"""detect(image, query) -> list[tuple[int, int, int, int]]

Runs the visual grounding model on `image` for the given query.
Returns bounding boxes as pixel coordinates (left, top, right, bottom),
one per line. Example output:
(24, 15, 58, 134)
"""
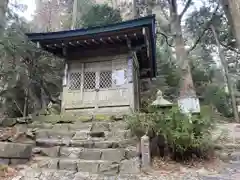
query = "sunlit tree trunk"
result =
(211, 25, 239, 122)
(132, 0, 138, 19)
(71, 0, 78, 29)
(145, 0, 153, 15)
(224, 0, 240, 49)
(0, 0, 8, 35)
(169, 0, 198, 112)
(0, 0, 8, 115)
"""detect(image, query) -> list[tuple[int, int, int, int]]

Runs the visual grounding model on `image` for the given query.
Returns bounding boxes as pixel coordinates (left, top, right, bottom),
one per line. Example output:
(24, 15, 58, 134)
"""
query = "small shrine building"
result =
(26, 15, 156, 114)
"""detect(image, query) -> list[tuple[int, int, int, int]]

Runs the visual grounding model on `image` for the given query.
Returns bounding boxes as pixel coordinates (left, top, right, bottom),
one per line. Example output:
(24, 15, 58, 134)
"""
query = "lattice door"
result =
(66, 58, 131, 109)
(97, 58, 130, 107)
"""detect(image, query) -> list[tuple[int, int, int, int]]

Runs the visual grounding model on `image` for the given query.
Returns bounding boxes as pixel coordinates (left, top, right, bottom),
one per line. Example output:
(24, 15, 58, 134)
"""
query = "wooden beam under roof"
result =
(84, 40, 91, 45)
(91, 39, 99, 44)
(107, 37, 114, 43)
(76, 40, 86, 47)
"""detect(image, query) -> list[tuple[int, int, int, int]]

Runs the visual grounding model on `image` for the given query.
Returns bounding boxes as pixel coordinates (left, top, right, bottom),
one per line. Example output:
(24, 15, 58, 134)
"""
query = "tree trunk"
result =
(132, 0, 138, 19)
(170, 1, 196, 100)
(0, 0, 8, 35)
(221, 0, 234, 34)
(225, 0, 240, 49)
(145, 0, 153, 15)
(211, 25, 240, 122)
(0, 0, 8, 113)
(71, 0, 78, 29)
(23, 87, 29, 117)
(0, 0, 8, 37)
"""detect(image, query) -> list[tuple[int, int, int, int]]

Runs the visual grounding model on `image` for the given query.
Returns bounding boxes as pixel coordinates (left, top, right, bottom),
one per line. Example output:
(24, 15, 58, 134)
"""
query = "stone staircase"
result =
(22, 118, 141, 179)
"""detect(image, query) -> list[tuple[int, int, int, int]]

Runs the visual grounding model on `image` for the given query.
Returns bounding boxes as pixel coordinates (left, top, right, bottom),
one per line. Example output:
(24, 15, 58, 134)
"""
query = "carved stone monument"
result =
(141, 134, 151, 170)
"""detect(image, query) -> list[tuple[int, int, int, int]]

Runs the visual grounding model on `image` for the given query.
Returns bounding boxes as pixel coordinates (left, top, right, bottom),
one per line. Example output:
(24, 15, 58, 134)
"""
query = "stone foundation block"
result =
(101, 149, 125, 162)
(69, 123, 92, 131)
(119, 158, 140, 174)
(10, 158, 29, 165)
(77, 160, 99, 173)
(0, 142, 32, 159)
(59, 159, 77, 171)
(98, 161, 119, 175)
(36, 158, 58, 169)
(80, 149, 101, 160)
(0, 158, 10, 165)
(35, 130, 49, 139)
(59, 147, 82, 158)
(38, 146, 60, 157)
(47, 130, 75, 139)
(125, 147, 138, 159)
(36, 138, 70, 147)
(70, 140, 94, 148)
(94, 141, 114, 148)
(72, 131, 89, 140)
(92, 122, 110, 132)
(52, 124, 69, 131)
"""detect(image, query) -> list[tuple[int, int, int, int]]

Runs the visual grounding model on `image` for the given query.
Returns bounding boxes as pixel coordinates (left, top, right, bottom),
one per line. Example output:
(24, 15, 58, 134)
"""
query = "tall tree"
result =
(156, 0, 200, 113)
(132, 0, 138, 18)
(81, 4, 122, 28)
(226, 0, 240, 50)
(211, 24, 239, 122)
(71, 0, 78, 29)
(34, 0, 62, 32)
(71, 0, 94, 29)
(0, 0, 8, 35)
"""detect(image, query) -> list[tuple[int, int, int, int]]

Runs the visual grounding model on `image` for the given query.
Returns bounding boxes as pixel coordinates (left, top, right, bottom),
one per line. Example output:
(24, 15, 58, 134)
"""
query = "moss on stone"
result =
(94, 114, 112, 121)
(75, 115, 93, 122)
(31, 113, 125, 125)
(0, 164, 8, 171)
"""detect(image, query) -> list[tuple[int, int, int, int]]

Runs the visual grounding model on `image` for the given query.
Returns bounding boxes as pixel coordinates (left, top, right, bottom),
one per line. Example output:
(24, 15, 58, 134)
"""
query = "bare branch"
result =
(159, 6, 170, 21)
(156, 31, 174, 47)
(187, 2, 220, 54)
(220, 42, 240, 54)
(170, 0, 178, 13)
(179, 0, 192, 19)
(13, 99, 24, 116)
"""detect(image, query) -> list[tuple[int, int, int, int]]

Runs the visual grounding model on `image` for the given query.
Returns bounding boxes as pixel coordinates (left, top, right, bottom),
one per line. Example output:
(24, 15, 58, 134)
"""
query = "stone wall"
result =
(0, 142, 32, 165)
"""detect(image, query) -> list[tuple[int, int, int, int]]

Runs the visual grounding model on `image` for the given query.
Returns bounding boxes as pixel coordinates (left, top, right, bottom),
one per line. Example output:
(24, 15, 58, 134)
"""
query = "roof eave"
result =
(26, 15, 155, 41)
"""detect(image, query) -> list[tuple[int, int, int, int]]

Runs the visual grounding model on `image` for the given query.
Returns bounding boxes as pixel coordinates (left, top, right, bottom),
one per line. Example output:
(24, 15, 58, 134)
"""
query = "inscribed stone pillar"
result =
(141, 134, 150, 169)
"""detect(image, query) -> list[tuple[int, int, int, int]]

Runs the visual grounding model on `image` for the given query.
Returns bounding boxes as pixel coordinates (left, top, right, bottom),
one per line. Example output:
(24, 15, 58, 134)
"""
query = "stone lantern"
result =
(151, 90, 173, 111)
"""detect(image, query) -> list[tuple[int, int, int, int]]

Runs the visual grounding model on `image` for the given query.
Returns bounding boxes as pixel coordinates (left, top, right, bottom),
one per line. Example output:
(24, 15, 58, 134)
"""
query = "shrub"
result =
(126, 106, 215, 161)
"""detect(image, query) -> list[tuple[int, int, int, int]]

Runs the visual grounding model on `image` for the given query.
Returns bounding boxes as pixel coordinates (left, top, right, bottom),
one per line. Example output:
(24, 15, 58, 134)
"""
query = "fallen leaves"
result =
(0, 165, 17, 179)
(151, 156, 225, 177)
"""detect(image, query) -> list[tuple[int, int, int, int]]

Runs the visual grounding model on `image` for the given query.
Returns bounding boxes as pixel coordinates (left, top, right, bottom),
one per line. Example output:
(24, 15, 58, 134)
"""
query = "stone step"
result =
(199, 175, 230, 180)
(36, 138, 134, 149)
(32, 156, 140, 175)
(35, 129, 131, 140)
(16, 168, 143, 180)
(229, 151, 240, 162)
(28, 121, 127, 132)
(33, 146, 138, 162)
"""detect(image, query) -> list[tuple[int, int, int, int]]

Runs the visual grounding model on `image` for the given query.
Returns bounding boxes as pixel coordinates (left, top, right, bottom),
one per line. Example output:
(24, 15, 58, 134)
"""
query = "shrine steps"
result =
(27, 119, 141, 176)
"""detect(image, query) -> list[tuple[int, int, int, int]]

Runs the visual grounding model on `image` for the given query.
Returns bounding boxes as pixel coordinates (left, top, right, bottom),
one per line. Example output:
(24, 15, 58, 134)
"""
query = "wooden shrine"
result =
(26, 15, 156, 114)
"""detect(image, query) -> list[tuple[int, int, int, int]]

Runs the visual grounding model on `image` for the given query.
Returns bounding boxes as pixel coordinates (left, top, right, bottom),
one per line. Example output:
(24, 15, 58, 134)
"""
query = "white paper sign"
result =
(128, 58, 133, 82)
(238, 105, 240, 112)
(178, 97, 200, 114)
(63, 64, 68, 86)
(112, 70, 125, 86)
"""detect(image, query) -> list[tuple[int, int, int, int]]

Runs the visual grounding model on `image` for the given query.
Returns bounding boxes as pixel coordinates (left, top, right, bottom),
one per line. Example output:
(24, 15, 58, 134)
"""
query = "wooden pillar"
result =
(61, 46, 68, 113)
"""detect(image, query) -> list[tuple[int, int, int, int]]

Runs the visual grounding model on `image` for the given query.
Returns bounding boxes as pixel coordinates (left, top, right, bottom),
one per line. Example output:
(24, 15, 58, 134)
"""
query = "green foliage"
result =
(81, 4, 122, 28)
(126, 107, 215, 160)
(0, 8, 63, 117)
(203, 85, 233, 117)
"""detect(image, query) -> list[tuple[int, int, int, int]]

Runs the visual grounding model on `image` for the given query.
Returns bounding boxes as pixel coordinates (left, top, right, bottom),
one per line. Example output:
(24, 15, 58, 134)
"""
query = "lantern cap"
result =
(151, 90, 173, 107)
